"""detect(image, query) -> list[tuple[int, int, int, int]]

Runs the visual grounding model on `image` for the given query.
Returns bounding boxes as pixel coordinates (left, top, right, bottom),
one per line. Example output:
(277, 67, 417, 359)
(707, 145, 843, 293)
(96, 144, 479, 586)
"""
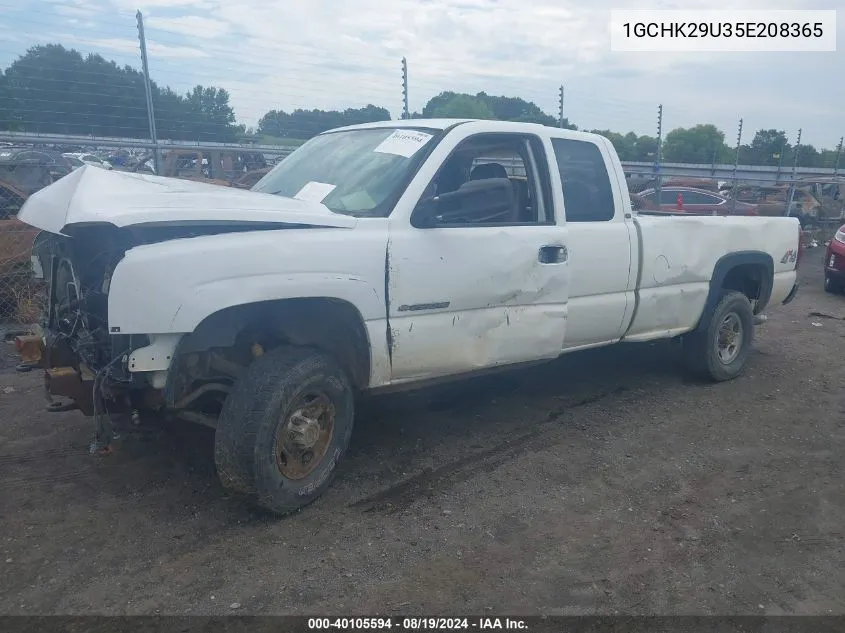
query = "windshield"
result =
(251, 127, 438, 216)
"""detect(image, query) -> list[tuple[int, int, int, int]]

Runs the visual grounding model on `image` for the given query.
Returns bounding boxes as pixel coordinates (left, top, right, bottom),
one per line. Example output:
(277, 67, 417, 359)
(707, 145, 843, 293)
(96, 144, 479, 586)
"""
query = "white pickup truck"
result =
(19, 119, 801, 515)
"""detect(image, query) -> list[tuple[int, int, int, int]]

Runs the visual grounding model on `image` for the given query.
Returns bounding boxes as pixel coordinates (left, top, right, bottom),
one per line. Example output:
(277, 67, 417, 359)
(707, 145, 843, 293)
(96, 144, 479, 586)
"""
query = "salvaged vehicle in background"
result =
(0, 147, 74, 199)
(18, 120, 801, 516)
(731, 183, 821, 223)
(129, 149, 269, 188)
(623, 175, 721, 195)
(633, 186, 759, 216)
(1, 149, 74, 259)
(0, 148, 73, 318)
(62, 153, 113, 171)
(824, 223, 845, 294)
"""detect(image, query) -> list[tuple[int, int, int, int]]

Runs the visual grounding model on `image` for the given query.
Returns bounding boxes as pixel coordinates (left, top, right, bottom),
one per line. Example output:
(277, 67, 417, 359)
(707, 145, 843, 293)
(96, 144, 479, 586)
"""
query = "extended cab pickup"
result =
(18, 119, 801, 515)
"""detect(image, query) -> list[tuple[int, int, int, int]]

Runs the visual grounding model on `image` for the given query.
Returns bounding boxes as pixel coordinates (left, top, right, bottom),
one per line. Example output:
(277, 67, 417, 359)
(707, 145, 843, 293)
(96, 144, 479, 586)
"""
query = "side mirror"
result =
(414, 178, 514, 227)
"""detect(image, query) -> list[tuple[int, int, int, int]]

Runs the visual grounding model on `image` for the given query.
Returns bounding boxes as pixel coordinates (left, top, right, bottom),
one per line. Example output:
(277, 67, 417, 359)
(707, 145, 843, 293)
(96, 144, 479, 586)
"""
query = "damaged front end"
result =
(26, 224, 256, 453)
(16, 166, 361, 453)
(28, 226, 152, 451)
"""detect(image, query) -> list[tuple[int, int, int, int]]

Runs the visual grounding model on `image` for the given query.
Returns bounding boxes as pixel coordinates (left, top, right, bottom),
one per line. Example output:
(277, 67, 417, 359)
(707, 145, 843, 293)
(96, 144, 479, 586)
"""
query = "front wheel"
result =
(682, 290, 754, 382)
(214, 346, 354, 516)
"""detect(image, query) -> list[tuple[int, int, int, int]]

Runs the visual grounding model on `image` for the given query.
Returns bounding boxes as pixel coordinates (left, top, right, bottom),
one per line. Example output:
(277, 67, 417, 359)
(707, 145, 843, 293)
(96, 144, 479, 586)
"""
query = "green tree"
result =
(0, 71, 12, 130)
(183, 85, 240, 141)
(662, 124, 731, 164)
(747, 129, 791, 166)
(256, 104, 390, 139)
(590, 130, 634, 160)
(428, 93, 496, 119)
(789, 143, 823, 168)
(819, 147, 843, 169)
(421, 91, 573, 128)
(475, 91, 575, 128)
(0, 44, 242, 141)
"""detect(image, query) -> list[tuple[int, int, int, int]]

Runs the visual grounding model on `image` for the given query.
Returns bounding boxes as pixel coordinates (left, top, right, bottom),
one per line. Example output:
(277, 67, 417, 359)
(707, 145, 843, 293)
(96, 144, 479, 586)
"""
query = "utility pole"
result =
(558, 85, 564, 128)
(730, 118, 743, 213)
(834, 136, 844, 175)
(785, 128, 801, 218)
(775, 140, 786, 183)
(401, 57, 409, 120)
(654, 104, 663, 206)
(136, 10, 159, 174)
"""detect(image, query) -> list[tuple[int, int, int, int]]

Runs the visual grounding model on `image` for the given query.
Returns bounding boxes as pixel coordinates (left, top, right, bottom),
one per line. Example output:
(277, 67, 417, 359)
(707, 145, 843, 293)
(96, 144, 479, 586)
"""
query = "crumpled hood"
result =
(18, 164, 357, 235)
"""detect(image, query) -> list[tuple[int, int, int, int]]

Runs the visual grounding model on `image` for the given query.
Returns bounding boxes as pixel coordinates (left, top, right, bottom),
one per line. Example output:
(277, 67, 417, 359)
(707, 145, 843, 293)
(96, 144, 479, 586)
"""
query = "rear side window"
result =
(551, 138, 616, 222)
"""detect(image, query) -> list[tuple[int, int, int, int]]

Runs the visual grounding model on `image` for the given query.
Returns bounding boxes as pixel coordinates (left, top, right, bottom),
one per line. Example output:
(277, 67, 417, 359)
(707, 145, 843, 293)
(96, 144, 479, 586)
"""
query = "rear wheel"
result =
(214, 346, 354, 516)
(682, 290, 754, 382)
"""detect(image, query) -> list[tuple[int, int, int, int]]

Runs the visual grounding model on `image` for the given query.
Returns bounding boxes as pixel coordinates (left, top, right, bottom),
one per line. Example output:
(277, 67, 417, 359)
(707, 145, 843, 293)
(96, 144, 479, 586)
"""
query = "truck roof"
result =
(329, 118, 608, 144)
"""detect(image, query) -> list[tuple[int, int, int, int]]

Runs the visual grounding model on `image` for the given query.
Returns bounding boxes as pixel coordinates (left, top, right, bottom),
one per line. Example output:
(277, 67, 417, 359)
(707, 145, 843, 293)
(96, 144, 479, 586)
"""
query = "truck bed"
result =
(622, 214, 800, 342)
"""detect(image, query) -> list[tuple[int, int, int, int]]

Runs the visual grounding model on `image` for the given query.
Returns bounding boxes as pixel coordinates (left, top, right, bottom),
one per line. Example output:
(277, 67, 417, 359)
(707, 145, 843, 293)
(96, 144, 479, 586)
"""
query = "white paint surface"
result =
(386, 224, 571, 382)
(561, 135, 635, 349)
(127, 334, 183, 372)
(18, 165, 354, 234)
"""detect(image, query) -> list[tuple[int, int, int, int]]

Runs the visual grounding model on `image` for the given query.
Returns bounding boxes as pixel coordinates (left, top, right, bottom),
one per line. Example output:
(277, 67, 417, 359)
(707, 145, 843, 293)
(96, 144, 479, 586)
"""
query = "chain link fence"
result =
(0, 149, 53, 327)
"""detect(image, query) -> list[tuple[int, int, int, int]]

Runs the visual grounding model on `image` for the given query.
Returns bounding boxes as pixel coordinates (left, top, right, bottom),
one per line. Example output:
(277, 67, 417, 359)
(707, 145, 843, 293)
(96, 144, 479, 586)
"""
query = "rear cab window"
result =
(550, 138, 617, 222)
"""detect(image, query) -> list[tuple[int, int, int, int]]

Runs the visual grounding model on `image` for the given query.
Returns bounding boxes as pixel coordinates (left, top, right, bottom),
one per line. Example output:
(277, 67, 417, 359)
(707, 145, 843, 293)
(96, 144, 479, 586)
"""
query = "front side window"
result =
(253, 127, 439, 217)
(411, 133, 552, 227)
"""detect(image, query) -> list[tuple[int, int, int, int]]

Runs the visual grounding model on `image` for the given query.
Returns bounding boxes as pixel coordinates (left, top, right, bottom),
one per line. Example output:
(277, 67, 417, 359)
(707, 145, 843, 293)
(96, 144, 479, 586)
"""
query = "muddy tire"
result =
(214, 346, 354, 516)
(682, 290, 754, 382)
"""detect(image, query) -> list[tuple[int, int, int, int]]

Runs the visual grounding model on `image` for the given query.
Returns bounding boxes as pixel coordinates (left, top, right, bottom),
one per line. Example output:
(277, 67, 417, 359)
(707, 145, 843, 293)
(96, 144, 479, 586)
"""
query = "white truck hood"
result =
(18, 164, 357, 235)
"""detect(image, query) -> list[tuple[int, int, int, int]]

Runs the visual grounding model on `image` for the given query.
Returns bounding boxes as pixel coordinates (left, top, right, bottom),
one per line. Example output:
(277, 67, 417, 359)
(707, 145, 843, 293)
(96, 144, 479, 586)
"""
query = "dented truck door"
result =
(385, 127, 571, 383)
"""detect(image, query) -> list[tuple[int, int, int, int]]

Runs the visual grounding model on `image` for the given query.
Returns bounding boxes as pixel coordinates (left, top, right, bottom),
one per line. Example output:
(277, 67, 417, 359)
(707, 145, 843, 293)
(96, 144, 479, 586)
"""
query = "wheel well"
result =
(171, 297, 371, 392)
(692, 252, 774, 334)
(722, 263, 767, 307)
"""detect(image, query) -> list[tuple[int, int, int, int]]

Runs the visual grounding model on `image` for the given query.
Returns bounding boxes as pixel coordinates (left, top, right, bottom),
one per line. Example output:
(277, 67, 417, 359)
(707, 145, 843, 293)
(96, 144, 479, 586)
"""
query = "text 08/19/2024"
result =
(609, 9, 837, 52)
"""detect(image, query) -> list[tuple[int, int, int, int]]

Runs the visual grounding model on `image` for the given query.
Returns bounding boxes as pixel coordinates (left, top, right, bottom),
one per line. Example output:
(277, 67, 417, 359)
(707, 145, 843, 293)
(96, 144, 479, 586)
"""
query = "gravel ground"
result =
(0, 249, 843, 616)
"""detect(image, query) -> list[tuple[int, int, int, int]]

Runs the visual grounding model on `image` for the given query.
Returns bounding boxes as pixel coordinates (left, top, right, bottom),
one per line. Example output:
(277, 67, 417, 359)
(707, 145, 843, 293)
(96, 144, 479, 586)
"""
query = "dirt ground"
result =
(0, 249, 843, 616)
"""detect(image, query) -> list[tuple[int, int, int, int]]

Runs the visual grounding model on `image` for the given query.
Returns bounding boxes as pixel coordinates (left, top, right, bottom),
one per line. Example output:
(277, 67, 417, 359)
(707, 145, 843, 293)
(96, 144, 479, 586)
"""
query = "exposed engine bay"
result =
(33, 228, 126, 373)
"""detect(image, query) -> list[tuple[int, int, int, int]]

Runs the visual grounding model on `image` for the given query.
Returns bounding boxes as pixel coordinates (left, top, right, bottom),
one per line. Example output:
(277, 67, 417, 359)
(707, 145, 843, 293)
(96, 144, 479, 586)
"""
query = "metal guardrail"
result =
(0, 131, 297, 156)
(480, 156, 841, 185)
(619, 161, 839, 183)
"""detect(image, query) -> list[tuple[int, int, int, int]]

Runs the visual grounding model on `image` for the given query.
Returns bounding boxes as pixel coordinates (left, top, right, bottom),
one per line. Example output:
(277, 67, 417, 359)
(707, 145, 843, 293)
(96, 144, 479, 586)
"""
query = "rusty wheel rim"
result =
(274, 392, 335, 480)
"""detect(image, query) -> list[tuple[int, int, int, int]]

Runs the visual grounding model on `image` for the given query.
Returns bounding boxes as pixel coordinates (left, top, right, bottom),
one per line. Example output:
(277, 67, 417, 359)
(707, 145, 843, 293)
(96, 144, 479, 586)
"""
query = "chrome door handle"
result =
(539, 245, 568, 264)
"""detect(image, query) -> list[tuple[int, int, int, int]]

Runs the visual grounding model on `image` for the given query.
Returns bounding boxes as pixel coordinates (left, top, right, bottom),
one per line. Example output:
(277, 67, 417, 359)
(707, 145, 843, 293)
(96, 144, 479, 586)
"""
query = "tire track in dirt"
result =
(0, 444, 91, 466)
(349, 385, 631, 513)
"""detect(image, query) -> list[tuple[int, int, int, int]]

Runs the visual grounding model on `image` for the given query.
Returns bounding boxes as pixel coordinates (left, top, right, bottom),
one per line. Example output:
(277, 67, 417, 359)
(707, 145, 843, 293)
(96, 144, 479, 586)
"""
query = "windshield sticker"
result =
(294, 181, 337, 203)
(373, 130, 434, 158)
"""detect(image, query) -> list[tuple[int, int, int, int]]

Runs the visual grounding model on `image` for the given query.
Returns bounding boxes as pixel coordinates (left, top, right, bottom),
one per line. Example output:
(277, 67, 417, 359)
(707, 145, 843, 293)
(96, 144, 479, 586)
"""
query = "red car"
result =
(633, 186, 759, 216)
(824, 224, 845, 293)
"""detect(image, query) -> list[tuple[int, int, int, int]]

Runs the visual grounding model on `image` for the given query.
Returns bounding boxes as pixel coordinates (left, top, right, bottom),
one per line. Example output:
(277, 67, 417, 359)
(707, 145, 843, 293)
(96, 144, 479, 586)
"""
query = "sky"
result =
(0, 0, 842, 149)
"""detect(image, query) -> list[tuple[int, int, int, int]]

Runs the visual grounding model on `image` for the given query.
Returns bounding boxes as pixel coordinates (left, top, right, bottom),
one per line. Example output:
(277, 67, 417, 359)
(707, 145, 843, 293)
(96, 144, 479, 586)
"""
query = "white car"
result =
(21, 120, 801, 515)
(62, 152, 113, 170)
